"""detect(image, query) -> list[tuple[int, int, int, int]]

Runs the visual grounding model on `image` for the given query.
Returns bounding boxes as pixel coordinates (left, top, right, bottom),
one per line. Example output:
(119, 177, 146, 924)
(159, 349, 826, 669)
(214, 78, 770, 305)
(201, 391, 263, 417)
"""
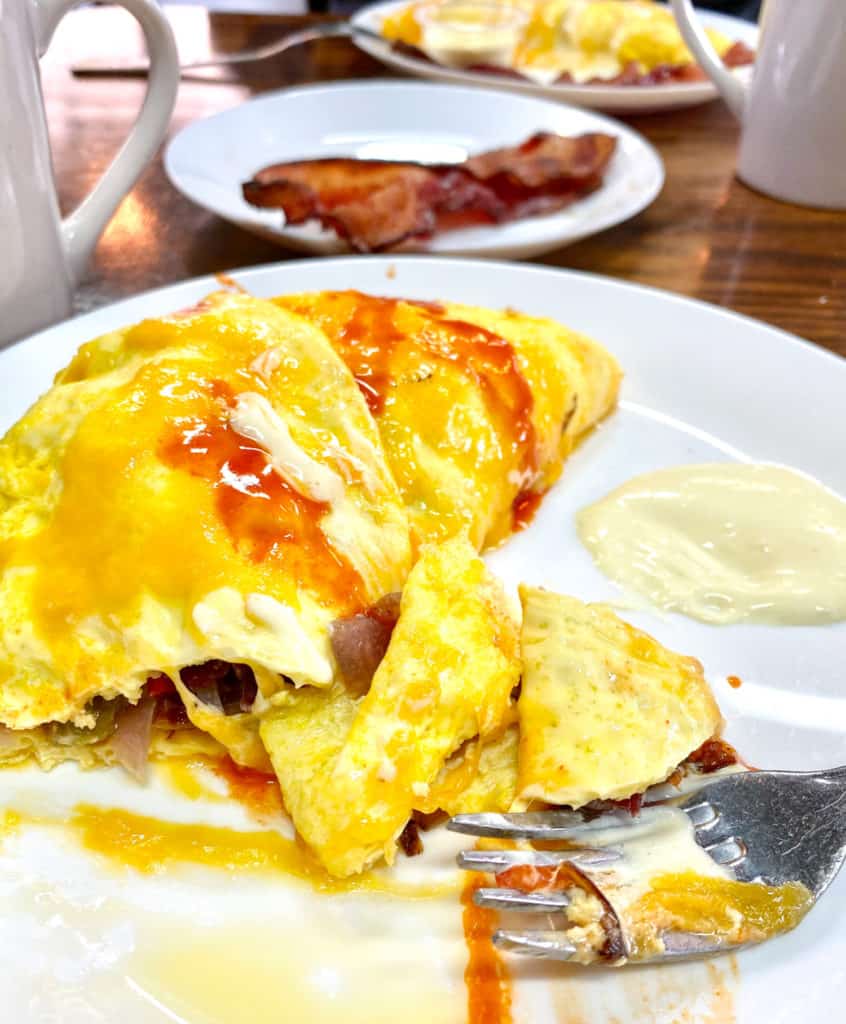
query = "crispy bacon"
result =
(242, 132, 617, 253)
(330, 592, 402, 697)
(686, 737, 740, 774)
(398, 819, 424, 858)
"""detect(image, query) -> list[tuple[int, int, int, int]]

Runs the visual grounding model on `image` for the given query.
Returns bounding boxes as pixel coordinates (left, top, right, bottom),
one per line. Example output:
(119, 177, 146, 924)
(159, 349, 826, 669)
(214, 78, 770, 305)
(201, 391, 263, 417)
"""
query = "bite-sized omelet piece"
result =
(274, 291, 620, 551)
(0, 292, 411, 745)
(517, 587, 722, 807)
(261, 535, 520, 876)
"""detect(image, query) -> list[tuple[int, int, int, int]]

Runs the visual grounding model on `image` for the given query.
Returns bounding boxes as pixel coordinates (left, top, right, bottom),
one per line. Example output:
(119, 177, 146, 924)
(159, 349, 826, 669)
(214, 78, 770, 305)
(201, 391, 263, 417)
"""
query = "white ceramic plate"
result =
(351, 2, 758, 113)
(165, 80, 664, 260)
(2, 258, 845, 1024)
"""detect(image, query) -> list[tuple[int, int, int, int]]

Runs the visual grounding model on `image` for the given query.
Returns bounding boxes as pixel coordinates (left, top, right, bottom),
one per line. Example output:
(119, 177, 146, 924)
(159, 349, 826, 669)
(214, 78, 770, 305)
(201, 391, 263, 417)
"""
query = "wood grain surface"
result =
(40, 6, 845, 354)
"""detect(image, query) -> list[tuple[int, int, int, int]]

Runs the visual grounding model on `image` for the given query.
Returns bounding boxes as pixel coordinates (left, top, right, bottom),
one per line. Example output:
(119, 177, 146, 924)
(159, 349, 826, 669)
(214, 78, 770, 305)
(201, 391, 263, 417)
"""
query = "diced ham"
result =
(329, 592, 402, 697)
(242, 132, 616, 253)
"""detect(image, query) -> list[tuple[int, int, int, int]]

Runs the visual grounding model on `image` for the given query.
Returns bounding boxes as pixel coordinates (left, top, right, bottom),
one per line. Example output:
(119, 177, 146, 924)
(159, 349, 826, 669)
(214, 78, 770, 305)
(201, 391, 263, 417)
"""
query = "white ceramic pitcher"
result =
(671, 0, 846, 209)
(0, 0, 179, 346)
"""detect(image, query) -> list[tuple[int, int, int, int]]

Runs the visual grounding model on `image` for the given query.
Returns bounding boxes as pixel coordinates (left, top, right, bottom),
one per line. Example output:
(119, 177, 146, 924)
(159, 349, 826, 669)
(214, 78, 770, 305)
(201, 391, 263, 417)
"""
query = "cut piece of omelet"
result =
(0, 291, 411, 756)
(274, 292, 621, 551)
(517, 586, 722, 807)
(260, 535, 520, 876)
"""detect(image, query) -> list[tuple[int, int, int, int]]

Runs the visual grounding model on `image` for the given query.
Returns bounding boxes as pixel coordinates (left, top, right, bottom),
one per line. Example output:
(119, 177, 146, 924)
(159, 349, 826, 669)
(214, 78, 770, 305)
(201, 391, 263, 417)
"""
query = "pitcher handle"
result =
(670, 0, 748, 119)
(30, 0, 179, 282)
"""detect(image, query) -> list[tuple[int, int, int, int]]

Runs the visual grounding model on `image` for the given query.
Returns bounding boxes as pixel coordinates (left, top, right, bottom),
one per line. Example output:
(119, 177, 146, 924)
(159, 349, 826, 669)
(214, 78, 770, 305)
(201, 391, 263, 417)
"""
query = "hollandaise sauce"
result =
(578, 463, 846, 625)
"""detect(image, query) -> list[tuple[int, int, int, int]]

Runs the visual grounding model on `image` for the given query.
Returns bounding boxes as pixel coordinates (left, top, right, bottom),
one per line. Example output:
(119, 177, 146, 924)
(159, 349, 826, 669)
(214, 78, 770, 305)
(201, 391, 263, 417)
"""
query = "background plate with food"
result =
(351, 0, 758, 112)
(1, 256, 844, 1023)
(165, 81, 663, 259)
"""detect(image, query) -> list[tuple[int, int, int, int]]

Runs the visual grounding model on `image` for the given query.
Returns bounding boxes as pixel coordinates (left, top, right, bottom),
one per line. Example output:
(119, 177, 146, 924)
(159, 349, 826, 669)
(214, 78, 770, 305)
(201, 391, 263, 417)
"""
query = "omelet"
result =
(416, 723, 520, 817)
(0, 292, 411, 763)
(260, 535, 520, 876)
(275, 292, 620, 550)
(383, 0, 738, 83)
(517, 587, 722, 806)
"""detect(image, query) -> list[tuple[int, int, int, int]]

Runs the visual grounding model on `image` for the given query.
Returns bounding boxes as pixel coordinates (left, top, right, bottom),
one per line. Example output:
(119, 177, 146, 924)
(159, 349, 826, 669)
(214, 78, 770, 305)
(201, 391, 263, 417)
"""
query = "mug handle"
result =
(30, 0, 179, 281)
(670, 0, 748, 118)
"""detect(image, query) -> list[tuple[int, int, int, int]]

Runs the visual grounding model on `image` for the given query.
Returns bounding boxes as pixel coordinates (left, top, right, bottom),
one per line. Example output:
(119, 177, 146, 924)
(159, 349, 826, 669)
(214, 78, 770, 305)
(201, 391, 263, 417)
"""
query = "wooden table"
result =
(42, 6, 845, 355)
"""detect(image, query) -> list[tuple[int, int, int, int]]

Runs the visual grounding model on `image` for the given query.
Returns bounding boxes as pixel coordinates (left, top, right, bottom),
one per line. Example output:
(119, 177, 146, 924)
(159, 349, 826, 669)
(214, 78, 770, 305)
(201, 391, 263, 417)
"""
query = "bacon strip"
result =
(242, 132, 617, 253)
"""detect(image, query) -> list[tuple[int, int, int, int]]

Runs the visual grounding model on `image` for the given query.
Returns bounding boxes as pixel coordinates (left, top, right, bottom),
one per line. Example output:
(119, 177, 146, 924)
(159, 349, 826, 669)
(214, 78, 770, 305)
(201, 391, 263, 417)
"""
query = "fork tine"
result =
(682, 801, 720, 828)
(449, 810, 589, 839)
(702, 837, 748, 866)
(493, 929, 581, 960)
(457, 847, 622, 874)
(448, 808, 647, 841)
(657, 931, 748, 962)
(495, 928, 747, 965)
(473, 887, 572, 911)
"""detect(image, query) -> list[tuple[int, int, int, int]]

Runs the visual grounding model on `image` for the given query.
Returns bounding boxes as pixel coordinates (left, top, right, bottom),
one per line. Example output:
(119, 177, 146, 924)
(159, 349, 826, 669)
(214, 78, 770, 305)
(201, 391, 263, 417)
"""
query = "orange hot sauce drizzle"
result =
(511, 490, 543, 531)
(213, 757, 284, 820)
(281, 291, 537, 478)
(727, 675, 743, 689)
(462, 876, 514, 1024)
(158, 379, 365, 609)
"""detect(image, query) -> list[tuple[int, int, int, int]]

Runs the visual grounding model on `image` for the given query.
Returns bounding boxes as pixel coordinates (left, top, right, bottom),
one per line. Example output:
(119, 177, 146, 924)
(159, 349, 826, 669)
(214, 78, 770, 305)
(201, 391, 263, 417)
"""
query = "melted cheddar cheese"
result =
(0, 292, 411, 733)
(276, 291, 620, 549)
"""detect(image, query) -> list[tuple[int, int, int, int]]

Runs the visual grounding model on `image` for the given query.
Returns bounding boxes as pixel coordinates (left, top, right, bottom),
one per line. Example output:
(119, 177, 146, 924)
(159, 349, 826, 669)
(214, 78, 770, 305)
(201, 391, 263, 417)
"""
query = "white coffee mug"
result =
(0, 0, 179, 346)
(671, 0, 846, 209)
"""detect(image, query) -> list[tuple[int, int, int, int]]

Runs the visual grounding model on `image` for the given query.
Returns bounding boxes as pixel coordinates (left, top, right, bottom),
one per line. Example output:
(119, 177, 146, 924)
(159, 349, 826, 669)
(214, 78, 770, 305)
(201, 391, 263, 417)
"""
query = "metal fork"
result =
(449, 766, 846, 965)
(71, 21, 385, 78)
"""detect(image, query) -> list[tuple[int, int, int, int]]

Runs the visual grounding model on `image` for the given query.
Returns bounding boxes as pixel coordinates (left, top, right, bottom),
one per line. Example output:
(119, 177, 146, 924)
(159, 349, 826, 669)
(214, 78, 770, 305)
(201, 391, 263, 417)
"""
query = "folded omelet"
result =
(261, 535, 520, 876)
(517, 587, 722, 806)
(0, 292, 411, 763)
(4, 286, 694, 886)
(275, 292, 621, 550)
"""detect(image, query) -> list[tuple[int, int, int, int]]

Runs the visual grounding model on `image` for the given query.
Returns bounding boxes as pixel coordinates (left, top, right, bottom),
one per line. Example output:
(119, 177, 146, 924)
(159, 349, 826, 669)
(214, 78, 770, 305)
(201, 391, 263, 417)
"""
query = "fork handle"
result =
(71, 20, 378, 78)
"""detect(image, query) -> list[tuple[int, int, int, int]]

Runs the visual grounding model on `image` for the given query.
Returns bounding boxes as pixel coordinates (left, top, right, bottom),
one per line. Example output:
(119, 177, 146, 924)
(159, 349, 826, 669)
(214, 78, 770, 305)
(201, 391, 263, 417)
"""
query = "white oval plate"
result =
(351, 1, 758, 113)
(2, 258, 845, 1024)
(165, 80, 664, 260)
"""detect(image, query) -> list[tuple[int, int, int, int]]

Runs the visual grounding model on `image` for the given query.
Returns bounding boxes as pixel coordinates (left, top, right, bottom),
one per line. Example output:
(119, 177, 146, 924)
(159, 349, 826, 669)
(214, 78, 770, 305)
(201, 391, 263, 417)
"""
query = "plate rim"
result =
(163, 78, 665, 258)
(5, 255, 844, 378)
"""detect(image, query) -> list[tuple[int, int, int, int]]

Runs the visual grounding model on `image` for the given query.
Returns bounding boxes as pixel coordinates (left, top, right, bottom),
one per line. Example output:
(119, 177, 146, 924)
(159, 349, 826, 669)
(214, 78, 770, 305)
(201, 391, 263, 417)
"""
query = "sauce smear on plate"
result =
(578, 463, 846, 625)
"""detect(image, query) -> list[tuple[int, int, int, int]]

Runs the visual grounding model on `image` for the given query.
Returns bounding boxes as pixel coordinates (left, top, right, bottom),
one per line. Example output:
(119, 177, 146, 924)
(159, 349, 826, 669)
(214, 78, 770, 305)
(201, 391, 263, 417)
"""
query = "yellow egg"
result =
(261, 535, 520, 877)
(0, 292, 412, 746)
(571, 3, 626, 54)
(517, 587, 723, 807)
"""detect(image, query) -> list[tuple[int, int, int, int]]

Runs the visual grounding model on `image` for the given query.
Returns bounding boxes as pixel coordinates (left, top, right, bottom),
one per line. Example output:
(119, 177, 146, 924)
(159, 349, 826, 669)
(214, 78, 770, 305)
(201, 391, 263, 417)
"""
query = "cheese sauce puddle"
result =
(578, 464, 846, 625)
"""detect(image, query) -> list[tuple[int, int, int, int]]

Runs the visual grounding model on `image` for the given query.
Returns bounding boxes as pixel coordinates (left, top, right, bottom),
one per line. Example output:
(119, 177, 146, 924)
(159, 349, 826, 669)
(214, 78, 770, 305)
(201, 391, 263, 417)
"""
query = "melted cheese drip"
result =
(70, 804, 456, 899)
(578, 464, 846, 625)
(627, 872, 812, 955)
